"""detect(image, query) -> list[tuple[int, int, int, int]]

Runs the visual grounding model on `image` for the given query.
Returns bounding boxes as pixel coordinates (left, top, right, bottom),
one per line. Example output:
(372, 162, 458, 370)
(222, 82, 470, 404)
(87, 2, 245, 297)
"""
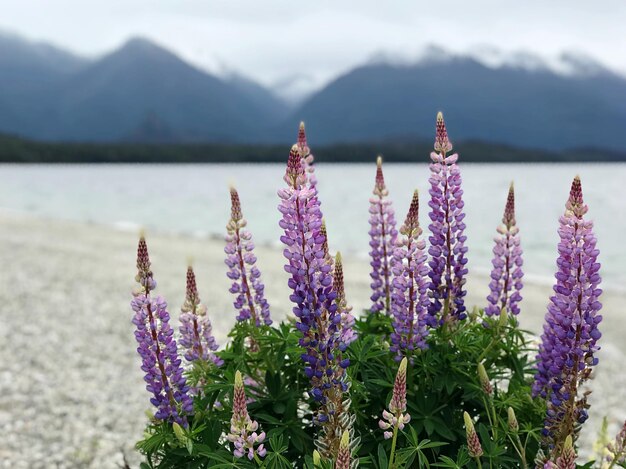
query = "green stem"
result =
(254, 453, 264, 467)
(515, 434, 527, 469)
(475, 456, 483, 469)
(388, 423, 400, 469)
(477, 338, 498, 363)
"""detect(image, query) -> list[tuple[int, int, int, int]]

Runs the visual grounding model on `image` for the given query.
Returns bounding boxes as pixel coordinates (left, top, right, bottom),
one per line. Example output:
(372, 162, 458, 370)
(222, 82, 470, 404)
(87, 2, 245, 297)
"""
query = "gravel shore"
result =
(0, 211, 624, 468)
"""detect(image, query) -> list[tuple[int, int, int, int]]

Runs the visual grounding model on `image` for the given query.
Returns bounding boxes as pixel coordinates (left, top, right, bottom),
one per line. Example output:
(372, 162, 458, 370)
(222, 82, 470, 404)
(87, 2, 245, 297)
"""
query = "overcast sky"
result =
(2, 0, 625, 92)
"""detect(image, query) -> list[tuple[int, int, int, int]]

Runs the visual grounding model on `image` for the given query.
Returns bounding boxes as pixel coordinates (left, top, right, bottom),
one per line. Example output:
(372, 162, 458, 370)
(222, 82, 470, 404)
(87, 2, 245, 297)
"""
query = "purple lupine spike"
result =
(379, 357, 411, 439)
(131, 236, 193, 427)
(227, 371, 267, 460)
(427, 112, 468, 327)
(533, 176, 603, 449)
(179, 266, 223, 366)
(278, 144, 349, 457)
(225, 186, 272, 326)
(369, 156, 398, 314)
(486, 183, 524, 317)
(390, 190, 430, 360)
(334, 252, 357, 348)
(297, 121, 317, 187)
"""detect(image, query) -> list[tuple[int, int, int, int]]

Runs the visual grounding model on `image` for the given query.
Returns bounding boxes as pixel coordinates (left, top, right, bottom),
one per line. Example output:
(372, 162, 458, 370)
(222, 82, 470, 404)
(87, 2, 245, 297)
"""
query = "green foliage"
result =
(135, 310, 546, 468)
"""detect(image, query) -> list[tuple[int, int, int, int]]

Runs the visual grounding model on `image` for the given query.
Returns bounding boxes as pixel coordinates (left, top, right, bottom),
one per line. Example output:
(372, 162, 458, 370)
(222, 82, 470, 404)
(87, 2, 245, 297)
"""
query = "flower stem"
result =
(388, 423, 399, 469)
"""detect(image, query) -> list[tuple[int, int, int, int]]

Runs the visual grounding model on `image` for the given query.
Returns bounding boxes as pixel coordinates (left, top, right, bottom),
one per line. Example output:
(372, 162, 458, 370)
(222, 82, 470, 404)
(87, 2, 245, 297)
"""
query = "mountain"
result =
(287, 54, 626, 151)
(0, 35, 286, 142)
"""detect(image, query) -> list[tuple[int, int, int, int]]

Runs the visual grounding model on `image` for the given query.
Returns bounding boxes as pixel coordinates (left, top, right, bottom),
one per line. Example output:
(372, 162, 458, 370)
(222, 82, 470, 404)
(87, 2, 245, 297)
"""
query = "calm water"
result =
(0, 163, 624, 290)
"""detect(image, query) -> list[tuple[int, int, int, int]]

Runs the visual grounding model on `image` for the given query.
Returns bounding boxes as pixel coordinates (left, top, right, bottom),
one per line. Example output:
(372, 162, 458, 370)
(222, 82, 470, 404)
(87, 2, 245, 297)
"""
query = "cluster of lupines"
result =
(390, 190, 430, 360)
(427, 112, 469, 327)
(533, 176, 603, 456)
(368, 156, 398, 314)
(179, 266, 223, 366)
(485, 183, 524, 317)
(131, 237, 193, 426)
(226, 371, 267, 460)
(225, 186, 272, 327)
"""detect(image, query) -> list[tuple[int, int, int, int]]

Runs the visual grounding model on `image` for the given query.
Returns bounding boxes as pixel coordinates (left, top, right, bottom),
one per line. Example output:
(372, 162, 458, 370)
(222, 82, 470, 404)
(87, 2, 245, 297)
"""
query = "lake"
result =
(0, 162, 624, 290)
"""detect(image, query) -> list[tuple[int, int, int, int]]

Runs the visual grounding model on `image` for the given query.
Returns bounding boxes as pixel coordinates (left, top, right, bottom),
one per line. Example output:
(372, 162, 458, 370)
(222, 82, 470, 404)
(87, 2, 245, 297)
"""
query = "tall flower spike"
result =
(131, 236, 192, 426)
(533, 176, 603, 450)
(379, 357, 411, 439)
(427, 112, 468, 327)
(464, 412, 484, 458)
(368, 155, 398, 314)
(227, 371, 267, 460)
(334, 431, 351, 469)
(179, 266, 223, 366)
(334, 252, 357, 348)
(225, 186, 272, 326)
(297, 121, 317, 187)
(486, 183, 524, 317)
(390, 190, 430, 360)
(278, 143, 349, 457)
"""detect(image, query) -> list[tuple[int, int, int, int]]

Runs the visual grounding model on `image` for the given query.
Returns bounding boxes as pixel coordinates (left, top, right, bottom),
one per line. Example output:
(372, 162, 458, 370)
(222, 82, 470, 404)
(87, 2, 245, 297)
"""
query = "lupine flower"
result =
(486, 183, 524, 317)
(225, 186, 272, 326)
(334, 431, 351, 469)
(334, 252, 357, 348)
(179, 266, 223, 366)
(554, 436, 576, 469)
(508, 407, 519, 432)
(533, 176, 602, 448)
(477, 362, 493, 397)
(278, 145, 348, 409)
(131, 236, 192, 426)
(297, 121, 317, 187)
(605, 421, 626, 467)
(390, 190, 429, 360)
(320, 219, 334, 268)
(368, 156, 398, 314)
(227, 370, 267, 460)
(427, 112, 468, 326)
(464, 412, 484, 458)
(379, 357, 411, 439)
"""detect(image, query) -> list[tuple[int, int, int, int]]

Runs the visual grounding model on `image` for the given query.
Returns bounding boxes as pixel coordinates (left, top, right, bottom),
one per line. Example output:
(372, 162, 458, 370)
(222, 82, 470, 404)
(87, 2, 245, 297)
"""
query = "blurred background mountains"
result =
(1, 30, 625, 161)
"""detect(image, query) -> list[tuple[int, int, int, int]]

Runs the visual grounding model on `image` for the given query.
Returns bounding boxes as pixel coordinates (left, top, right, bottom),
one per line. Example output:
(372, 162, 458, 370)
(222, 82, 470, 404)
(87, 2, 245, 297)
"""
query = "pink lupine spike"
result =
(379, 358, 411, 439)
(464, 412, 484, 458)
(225, 186, 272, 327)
(227, 371, 266, 460)
(334, 252, 357, 348)
(334, 431, 351, 469)
(503, 182, 516, 227)
(368, 156, 398, 314)
(434, 111, 453, 154)
(298, 121, 307, 149)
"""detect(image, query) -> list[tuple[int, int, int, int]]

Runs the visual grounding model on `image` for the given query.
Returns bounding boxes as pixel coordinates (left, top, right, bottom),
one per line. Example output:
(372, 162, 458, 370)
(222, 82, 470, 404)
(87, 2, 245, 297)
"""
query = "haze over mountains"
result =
(0, 31, 625, 151)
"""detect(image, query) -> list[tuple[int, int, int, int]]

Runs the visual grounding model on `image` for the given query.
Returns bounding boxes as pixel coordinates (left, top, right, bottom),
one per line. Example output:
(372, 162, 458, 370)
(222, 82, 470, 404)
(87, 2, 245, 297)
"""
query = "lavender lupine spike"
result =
(368, 156, 398, 314)
(427, 112, 468, 326)
(278, 144, 350, 458)
(334, 252, 357, 348)
(486, 183, 524, 317)
(227, 371, 267, 460)
(533, 176, 603, 450)
(131, 236, 193, 427)
(179, 266, 223, 366)
(225, 186, 272, 326)
(297, 121, 317, 187)
(379, 357, 411, 439)
(390, 190, 430, 360)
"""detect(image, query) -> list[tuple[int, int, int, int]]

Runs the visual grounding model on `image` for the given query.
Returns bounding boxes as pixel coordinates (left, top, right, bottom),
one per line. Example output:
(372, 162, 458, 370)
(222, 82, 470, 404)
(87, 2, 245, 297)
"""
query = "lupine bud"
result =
(606, 420, 626, 466)
(227, 371, 266, 460)
(508, 407, 519, 432)
(334, 431, 351, 469)
(369, 155, 398, 314)
(486, 183, 524, 317)
(297, 122, 317, 187)
(464, 412, 483, 458)
(554, 435, 576, 469)
(477, 363, 493, 397)
(131, 236, 192, 427)
(427, 112, 468, 327)
(390, 190, 429, 359)
(313, 449, 321, 467)
(225, 186, 272, 327)
(379, 358, 411, 437)
(179, 266, 223, 366)
(498, 307, 509, 328)
(533, 176, 603, 447)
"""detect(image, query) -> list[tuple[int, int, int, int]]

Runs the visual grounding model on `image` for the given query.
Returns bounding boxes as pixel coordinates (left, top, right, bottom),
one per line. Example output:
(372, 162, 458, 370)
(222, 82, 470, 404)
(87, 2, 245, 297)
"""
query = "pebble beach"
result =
(0, 210, 624, 468)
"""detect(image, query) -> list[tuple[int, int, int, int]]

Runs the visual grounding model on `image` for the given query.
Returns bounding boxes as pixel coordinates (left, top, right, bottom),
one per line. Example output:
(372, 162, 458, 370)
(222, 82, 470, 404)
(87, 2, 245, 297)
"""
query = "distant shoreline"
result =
(1, 133, 624, 163)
